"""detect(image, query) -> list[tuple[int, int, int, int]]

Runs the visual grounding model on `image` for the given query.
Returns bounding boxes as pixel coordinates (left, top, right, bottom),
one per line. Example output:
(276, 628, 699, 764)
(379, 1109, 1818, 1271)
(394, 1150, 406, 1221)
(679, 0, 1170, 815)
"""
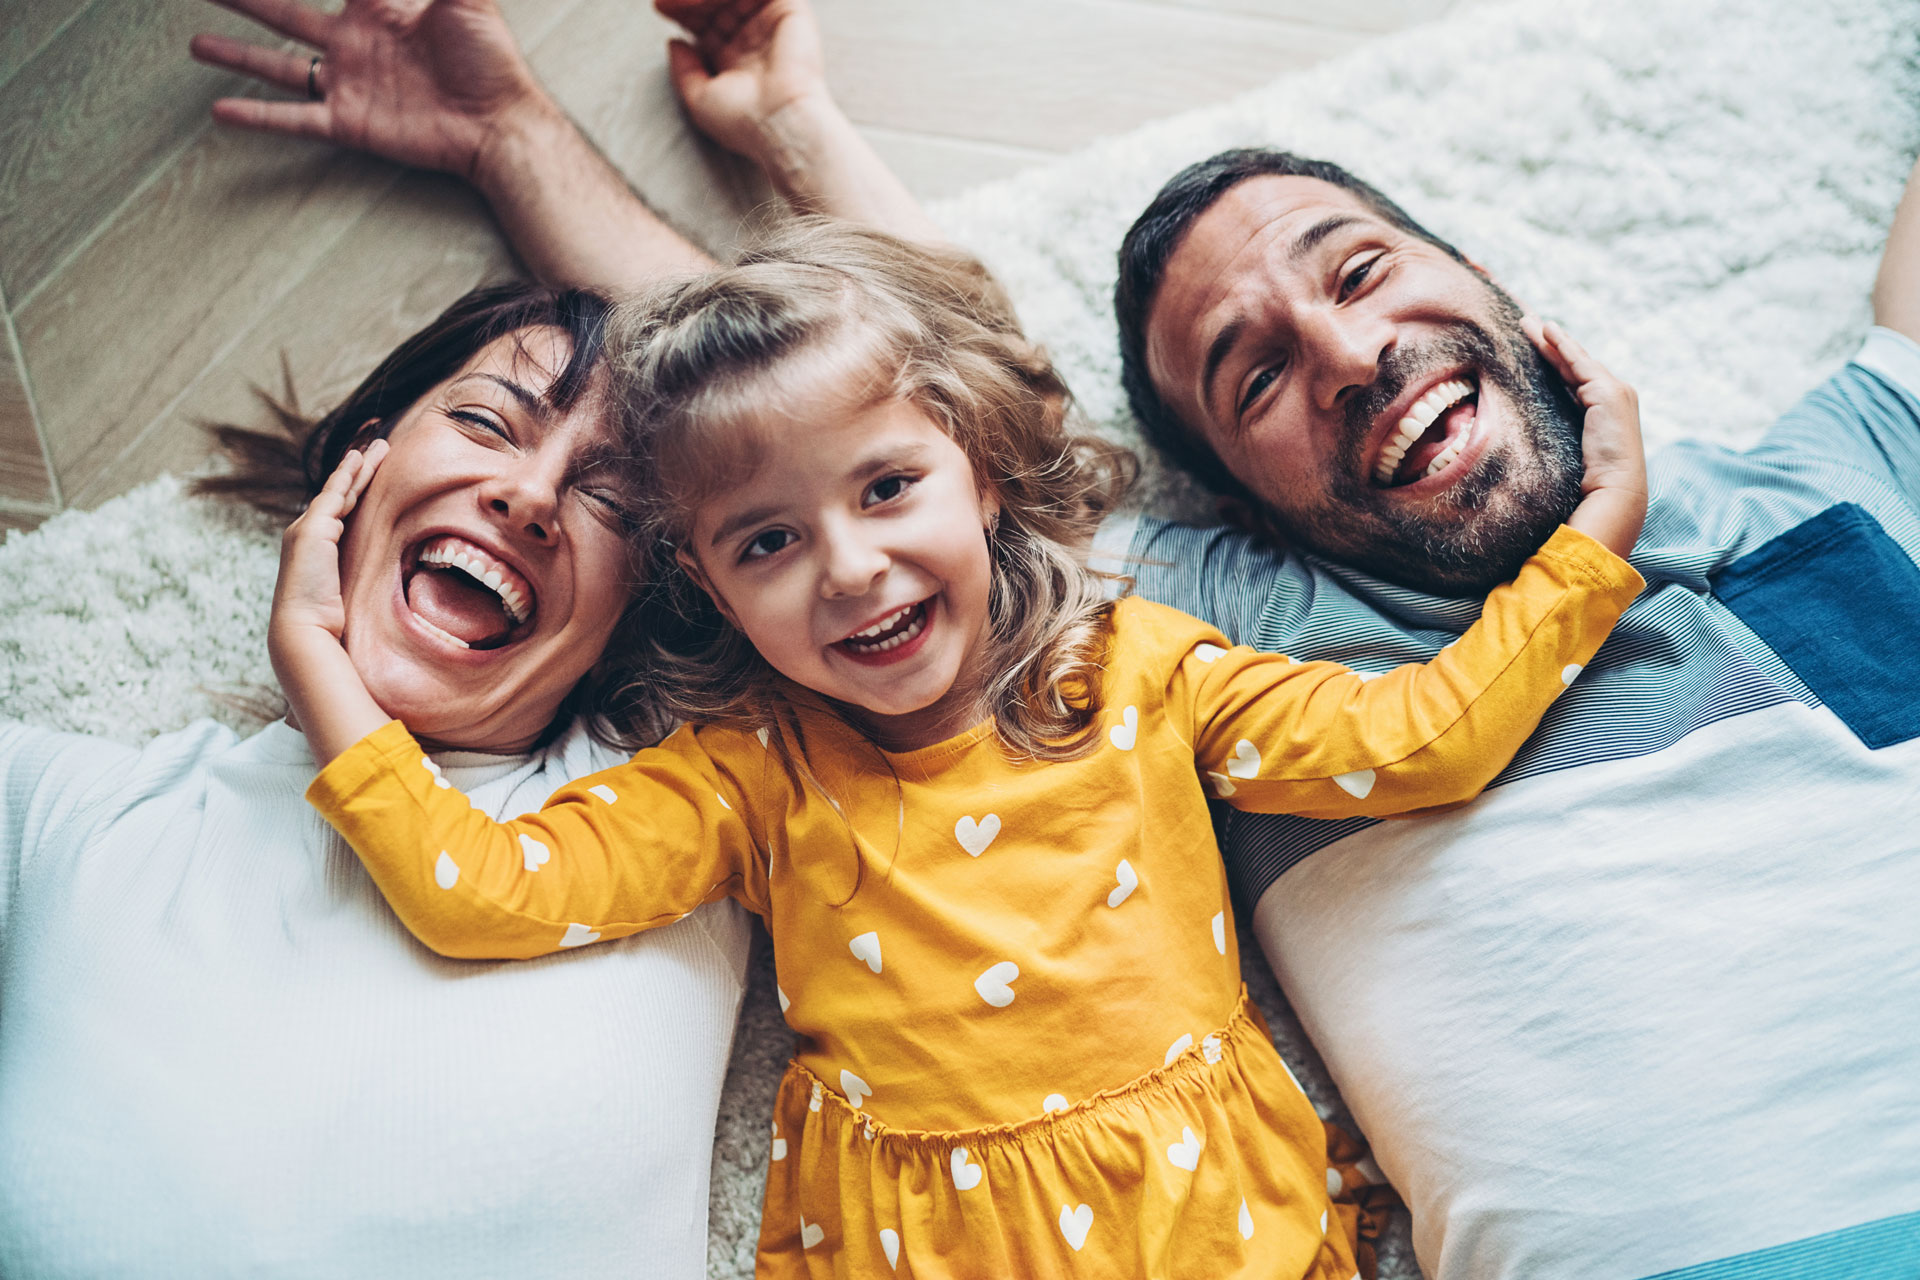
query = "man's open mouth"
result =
(402, 534, 538, 651)
(838, 599, 930, 654)
(1372, 375, 1479, 487)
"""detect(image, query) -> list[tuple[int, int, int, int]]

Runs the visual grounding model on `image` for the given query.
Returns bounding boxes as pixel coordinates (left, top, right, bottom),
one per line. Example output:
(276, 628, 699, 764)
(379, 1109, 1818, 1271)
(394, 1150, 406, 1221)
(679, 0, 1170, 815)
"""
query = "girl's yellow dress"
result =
(310, 525, 1640, 1279)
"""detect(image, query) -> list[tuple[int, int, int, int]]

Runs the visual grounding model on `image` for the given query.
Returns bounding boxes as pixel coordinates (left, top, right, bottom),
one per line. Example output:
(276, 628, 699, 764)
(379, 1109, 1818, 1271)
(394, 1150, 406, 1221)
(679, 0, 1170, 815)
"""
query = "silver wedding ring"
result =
(307, 55, 323, 101)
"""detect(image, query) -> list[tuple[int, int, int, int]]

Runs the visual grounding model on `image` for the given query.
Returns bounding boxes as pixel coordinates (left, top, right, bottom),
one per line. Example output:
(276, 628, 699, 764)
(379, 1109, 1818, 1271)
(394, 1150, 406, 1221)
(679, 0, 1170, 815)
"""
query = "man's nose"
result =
(819, 524, 889, 598)
(1301, 306, 1396, 413)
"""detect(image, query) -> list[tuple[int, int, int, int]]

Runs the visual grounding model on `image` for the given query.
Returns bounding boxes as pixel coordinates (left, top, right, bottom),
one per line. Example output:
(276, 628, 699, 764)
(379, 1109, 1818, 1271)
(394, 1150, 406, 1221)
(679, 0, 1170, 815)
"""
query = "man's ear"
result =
(675, 546, 742, 630)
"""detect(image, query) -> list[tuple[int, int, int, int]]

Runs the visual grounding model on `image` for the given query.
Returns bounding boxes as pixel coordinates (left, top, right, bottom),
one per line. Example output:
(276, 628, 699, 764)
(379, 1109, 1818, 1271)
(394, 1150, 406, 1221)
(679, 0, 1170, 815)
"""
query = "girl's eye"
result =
(742, 529, 794, 561)
(1239, 363, 1282, 416)
(865, 474, 915, 505)
(1338, 253, 1382, 301)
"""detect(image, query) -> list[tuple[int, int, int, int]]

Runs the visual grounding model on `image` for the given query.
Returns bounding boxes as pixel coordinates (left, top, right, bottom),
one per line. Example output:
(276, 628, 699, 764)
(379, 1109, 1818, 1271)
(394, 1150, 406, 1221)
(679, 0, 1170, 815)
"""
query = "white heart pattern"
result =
(1194, 642, 1226, 663)
(588, 784, 617, 804)
(434, 851, 459, 890)
(1332, 768, 1376, 799)
(1164, 1033, 1194, 1066)
(519, 833, 550, 871)
(1043, 1093, 1069, 1113)
(1211, 911, 1226, 955)
(1239, 1198, 1255, 1241)
(1058, 1202, 1093, 1251)
(849, 931, 883, 974)
(1561, 662, 1584, 686)
(800, 1218, 824, 1249)
(714, 791, 731, 810)
(950, 1147, 983, 1190)
(770, 1121, 787, 1161)
(879, 1227, 901, 1269)
(954, 813, 1001, 857)
(757, 727, 771, 748)
(974, 961, 1019, 1008)
(841, 1069, 872, 1109)
(558, 922, 600, 947)
(1201, 1033, 1223, 1065)
(809, 1082, 823, 1113)
(777, 985, 792, 1014)
(1109, 704, 1139, 750)
(1227, 739, 1261, 779)
(421, 757, 451, 789)
(1207, 771, 1237, 798)
(1107, 859, 1138, 908)
(1166, 1125, 1203, 1171)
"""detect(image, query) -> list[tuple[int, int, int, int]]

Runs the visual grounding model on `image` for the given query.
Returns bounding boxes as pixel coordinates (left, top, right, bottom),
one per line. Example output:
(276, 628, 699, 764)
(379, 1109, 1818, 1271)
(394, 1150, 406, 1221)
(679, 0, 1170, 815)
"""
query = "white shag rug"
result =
(3, 0, 1915, 1274)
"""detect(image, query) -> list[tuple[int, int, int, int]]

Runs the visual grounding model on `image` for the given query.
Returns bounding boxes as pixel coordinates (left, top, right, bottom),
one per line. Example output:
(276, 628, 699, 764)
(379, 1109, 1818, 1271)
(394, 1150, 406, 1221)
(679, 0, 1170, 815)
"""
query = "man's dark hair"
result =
(1114, 148, 1467, 497)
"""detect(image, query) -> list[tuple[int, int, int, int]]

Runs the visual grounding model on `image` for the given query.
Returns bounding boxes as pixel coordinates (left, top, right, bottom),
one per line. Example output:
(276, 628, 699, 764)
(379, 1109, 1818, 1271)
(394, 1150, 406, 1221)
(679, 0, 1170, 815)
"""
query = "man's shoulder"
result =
(1098, 511, 1306, 646)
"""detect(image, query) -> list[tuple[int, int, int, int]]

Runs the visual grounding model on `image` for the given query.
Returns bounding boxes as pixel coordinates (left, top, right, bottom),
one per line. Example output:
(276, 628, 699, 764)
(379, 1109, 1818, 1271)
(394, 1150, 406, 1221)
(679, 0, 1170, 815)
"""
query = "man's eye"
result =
(742, 529, 794, 561)
(1338, 255, 1380, 301)
(866, 474, 914, 505)
(1239, 364, 1282, 416)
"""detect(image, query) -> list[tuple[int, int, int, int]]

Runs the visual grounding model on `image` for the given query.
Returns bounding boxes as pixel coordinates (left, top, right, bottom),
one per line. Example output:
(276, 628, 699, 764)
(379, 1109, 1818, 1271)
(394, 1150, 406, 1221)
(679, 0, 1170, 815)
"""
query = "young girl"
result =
(273, 223, 1645, 1278)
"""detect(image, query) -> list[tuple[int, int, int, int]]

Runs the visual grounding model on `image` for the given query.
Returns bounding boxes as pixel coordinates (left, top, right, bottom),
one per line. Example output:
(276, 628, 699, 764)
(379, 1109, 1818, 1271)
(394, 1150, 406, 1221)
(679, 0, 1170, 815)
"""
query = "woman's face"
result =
(333, 327, 635, 753)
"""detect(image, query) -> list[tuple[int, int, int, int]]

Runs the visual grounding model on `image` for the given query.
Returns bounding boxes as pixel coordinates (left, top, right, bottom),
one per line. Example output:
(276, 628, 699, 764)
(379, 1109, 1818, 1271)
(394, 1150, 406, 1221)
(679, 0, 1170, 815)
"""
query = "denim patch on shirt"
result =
(1712, 502, 1920, 749)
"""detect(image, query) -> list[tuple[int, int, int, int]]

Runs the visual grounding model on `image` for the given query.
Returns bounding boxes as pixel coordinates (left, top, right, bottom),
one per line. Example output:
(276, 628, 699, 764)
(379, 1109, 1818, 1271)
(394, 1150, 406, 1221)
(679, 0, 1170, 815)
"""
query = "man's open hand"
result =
(191, 0, 546, 183)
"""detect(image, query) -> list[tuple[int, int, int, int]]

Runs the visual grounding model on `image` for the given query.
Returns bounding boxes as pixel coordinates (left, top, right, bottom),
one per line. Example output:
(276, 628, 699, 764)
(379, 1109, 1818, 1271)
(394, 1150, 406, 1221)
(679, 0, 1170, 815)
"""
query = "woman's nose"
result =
(483, 467, 562, 542)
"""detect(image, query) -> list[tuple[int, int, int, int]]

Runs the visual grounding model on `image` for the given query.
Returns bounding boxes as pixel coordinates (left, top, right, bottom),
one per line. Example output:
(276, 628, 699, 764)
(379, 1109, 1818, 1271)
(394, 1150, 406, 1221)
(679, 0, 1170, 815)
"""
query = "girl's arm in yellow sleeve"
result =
(1177, 524, 1644, 819)
(306, 720, 767, 959)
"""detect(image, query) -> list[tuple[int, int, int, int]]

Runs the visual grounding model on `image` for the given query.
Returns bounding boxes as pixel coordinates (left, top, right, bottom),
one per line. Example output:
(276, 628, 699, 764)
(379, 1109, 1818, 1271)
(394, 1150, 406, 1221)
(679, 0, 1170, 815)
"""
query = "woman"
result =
(0, 285, 751, 1277)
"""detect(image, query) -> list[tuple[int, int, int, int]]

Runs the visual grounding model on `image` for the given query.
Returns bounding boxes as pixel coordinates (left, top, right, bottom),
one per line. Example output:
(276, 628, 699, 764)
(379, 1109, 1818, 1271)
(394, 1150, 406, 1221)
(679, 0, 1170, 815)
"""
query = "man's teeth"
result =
(1373, 378, 1475, 485)
(851, 604, 914, 640)
(417, 539, 531, 625)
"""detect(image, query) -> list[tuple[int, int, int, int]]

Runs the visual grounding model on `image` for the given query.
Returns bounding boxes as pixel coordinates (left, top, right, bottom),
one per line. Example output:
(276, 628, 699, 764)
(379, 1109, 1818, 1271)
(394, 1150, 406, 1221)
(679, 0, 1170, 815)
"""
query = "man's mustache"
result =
(1341, 321, 1505, 453)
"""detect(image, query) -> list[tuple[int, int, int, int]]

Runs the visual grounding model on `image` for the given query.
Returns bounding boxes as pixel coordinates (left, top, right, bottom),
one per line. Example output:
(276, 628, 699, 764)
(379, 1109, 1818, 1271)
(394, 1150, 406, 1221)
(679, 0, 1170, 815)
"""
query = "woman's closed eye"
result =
(448, 407, 512, 442)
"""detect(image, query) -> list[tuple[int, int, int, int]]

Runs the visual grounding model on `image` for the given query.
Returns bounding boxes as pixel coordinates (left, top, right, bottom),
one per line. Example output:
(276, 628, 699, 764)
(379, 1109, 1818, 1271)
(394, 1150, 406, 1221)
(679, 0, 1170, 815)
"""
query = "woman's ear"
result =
(348, 418, 388, 450)
(675, 547, 742, 629)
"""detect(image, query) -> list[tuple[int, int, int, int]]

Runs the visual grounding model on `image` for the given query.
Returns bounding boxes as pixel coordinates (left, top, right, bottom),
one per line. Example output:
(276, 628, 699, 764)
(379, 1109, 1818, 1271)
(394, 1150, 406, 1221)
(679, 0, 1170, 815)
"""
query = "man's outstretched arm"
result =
(1873, 150, 1920, 345)
(193, 0, 714, 292)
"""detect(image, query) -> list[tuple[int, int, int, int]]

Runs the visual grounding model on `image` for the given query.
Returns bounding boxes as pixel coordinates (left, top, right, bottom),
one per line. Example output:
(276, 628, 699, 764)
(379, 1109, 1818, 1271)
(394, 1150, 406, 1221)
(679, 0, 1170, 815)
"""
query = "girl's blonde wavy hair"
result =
(612, 219, 1137, 761)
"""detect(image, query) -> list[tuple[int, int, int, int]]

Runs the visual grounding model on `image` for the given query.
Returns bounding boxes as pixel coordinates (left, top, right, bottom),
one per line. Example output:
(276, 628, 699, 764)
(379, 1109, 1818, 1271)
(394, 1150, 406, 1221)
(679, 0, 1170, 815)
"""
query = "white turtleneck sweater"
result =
(0, 715, 751, 1279)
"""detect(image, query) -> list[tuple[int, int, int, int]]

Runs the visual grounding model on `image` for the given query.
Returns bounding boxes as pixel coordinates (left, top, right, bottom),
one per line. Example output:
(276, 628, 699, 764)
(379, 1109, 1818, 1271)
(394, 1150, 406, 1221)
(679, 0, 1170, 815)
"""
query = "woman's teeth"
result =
(1373, 377, 1476, 486)
(416, 537, 533, 625)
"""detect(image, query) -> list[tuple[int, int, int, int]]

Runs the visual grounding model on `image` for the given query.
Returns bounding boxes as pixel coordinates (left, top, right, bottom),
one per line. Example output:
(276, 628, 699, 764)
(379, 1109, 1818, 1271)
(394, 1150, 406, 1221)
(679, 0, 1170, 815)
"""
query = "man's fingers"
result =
(210, 96, 333, 141)
(204, 0, 332, 46)
(190, 32, 312, 93)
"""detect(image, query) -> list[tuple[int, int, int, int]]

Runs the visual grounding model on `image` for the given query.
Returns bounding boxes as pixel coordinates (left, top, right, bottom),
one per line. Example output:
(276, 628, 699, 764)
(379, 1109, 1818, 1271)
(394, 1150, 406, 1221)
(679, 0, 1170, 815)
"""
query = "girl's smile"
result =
(683, 393, 998, 749)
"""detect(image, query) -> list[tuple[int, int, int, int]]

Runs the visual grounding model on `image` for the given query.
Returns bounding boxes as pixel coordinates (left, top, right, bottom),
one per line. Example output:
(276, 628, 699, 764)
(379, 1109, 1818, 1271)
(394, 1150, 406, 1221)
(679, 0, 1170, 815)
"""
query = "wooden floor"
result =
(0, 0, 1471, 534)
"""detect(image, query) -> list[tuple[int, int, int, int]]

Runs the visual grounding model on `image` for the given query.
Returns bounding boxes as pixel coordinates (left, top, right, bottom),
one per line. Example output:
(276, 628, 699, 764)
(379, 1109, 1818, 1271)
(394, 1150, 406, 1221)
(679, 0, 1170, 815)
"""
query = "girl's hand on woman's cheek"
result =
(270, 439, 388, 644)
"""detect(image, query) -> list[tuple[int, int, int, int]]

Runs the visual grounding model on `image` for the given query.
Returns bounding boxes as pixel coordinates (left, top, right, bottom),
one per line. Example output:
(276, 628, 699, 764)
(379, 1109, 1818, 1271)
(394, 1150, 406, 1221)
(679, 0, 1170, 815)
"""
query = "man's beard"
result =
(1272, 288, 1586, 596)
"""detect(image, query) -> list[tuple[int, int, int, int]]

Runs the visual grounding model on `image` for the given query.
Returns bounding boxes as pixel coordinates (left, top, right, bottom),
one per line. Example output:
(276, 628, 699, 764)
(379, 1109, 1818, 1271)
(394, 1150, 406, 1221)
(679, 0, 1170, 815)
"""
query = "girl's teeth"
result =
(852, 605, 913, 640)
(846, 606, 927, 652)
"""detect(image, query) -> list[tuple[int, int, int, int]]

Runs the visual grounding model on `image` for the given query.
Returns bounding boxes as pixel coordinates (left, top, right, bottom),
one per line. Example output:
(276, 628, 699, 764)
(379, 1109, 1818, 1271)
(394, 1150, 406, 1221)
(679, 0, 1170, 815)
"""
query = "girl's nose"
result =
(820, 528, 890, 597)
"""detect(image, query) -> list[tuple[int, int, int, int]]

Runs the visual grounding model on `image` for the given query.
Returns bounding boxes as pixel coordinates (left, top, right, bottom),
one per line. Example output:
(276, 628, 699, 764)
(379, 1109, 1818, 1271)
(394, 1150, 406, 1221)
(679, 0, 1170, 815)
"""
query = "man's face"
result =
(1143, 175, 1585, 594)
(334, 328, 635, 753)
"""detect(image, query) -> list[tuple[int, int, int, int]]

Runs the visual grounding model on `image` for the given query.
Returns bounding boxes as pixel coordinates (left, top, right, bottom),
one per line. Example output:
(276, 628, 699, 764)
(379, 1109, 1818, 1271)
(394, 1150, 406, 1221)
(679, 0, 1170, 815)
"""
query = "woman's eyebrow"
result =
(447, 372, 553, 418)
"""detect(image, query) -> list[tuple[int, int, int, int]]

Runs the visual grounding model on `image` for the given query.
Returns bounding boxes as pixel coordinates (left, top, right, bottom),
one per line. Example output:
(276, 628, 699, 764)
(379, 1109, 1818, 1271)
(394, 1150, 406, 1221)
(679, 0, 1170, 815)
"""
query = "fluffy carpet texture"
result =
(3, 0, 1915, 1273)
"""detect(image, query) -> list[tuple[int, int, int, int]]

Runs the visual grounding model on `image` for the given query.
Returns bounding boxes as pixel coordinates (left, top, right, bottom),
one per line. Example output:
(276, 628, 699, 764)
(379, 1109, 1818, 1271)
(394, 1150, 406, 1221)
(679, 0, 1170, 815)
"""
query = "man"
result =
(196, 2, 1919, 1276)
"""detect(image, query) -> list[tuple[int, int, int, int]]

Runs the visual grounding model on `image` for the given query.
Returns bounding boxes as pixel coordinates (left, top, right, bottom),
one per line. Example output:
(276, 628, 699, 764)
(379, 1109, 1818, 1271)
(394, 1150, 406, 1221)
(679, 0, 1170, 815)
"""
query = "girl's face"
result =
(682, 394, 999, 750)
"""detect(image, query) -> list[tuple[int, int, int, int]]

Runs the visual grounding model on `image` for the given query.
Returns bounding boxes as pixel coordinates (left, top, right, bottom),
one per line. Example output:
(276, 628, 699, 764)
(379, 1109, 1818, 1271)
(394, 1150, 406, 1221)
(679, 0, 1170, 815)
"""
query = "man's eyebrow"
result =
(447, 373, 553, 418)
(1201, 315, 1249, 426)
(1288, 213, 1365, 262)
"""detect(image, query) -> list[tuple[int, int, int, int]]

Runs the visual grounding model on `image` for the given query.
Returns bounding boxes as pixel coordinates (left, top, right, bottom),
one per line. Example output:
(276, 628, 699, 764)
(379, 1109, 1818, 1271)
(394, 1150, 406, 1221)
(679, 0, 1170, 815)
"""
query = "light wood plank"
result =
(860, 126, 1054, 203)
(815, 0, 1360, 152)
(0, 0, 273, 305)
(1121, 0, 1456, 35)
(0, 504, 54, 537)
(0, 295, 55, 506)
(0, 0, 95, 93)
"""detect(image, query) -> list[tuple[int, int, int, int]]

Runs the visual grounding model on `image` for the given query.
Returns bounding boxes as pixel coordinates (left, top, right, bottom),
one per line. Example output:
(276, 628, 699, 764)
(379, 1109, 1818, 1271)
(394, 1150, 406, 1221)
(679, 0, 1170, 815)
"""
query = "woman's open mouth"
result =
(401, 534, 538, 651)
(836, 598, 935, 664)
(1372, 376, 1480, 488)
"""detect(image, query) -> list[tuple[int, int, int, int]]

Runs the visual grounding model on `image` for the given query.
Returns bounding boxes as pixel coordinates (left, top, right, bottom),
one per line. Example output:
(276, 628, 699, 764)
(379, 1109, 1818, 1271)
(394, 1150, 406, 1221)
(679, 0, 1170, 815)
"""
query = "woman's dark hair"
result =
(1114, 147, 1467, 499)
(193, 281, 665, 750)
